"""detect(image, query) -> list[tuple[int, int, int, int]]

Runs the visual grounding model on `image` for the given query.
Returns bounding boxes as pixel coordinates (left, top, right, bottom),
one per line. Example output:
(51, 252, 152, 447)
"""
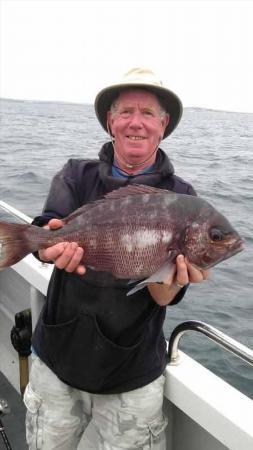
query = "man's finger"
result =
(48, 218, 64, 230)
(65, 247, 84, 273)
(75, 265, 86, 275)
(39, 242, 67, 262)
(55, 242, 78, 270)
(175, 255, 189, 287)
(185, 258, 209, 283)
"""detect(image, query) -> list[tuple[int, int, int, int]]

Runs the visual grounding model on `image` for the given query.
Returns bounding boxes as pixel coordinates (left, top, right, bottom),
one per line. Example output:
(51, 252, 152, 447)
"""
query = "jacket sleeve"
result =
(186, 183, 198, 197)
(32, 159, 80, 227)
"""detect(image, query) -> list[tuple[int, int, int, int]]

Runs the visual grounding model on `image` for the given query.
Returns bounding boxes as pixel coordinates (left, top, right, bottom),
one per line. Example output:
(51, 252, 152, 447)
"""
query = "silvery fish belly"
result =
(0, 185, 244, 286)
(84, 223, 173, 279)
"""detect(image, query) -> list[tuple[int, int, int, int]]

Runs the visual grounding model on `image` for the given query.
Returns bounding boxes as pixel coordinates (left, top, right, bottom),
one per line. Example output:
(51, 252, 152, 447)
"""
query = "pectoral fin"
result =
(127, 261, 176, 296)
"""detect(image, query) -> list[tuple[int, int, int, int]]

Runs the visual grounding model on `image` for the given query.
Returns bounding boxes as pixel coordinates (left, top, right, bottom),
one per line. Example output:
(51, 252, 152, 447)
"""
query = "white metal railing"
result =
(168, 320, 253, 366)
(0, 200, 32, 224)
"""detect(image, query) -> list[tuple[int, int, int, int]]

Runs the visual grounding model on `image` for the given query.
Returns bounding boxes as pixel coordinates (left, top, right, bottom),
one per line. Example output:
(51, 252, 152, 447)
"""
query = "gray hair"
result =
(110, 91, 167, 119)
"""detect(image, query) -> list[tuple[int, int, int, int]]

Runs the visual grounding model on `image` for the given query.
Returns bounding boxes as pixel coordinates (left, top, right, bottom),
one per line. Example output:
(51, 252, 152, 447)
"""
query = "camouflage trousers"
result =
(24, 356, 168, 449)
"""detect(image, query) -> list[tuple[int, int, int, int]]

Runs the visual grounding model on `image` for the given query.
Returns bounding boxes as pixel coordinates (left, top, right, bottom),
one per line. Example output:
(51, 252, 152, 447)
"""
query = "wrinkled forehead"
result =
(115, 88, 162, 109)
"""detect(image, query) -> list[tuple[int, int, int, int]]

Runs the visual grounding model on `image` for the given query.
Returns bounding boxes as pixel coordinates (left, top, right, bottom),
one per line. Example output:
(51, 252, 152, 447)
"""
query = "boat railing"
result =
(168, 320, 253, 366)
(0, 200, 32, 224)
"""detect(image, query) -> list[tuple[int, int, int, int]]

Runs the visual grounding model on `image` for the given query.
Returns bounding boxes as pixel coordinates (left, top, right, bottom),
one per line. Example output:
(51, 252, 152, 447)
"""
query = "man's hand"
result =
(38, 219, 86, 275)
(148, 254, 209, 306)
(174, 254, 209, 286)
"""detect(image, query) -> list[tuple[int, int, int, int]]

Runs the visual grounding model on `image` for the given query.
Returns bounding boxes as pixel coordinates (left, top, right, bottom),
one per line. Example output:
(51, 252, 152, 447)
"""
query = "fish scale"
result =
(82, 224, 168, 278)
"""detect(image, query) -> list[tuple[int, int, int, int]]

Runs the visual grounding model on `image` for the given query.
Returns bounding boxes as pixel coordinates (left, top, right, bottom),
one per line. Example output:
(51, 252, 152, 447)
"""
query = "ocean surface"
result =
(0, 98, 252, 398)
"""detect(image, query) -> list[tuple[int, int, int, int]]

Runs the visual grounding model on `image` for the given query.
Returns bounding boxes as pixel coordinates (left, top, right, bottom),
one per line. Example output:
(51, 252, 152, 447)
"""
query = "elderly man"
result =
(24, 68, 208, 450)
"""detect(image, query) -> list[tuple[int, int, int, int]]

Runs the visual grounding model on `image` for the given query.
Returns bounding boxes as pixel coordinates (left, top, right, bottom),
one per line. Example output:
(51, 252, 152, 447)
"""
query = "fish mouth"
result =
(212, 236, 244, 254)
(211, 237, 245, 268)
(218, 237, 245, 260)
(230, 237, 244, 254)
(195, 237, 245, 271)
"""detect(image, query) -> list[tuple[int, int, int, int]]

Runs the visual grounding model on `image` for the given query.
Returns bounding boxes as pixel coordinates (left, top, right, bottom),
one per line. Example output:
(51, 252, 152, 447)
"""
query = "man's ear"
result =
(106, 111, 114, 136)
(162, 113, 170, 130)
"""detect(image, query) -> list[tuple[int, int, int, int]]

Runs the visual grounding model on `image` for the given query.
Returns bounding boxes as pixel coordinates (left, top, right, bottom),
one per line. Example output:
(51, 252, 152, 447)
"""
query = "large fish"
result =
(0, 185, 243, 294)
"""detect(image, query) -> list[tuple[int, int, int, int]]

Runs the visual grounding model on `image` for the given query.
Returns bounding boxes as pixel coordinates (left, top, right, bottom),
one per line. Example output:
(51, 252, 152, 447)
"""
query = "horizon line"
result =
(0, 96, 252, 115)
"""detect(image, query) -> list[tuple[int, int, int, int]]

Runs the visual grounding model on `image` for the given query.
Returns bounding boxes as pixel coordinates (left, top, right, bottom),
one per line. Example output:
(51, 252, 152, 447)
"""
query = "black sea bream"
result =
(0, 185, 244, 293)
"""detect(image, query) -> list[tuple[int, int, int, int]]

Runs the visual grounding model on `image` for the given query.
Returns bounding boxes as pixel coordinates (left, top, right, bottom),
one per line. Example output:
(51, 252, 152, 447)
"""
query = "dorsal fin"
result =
(104, 184, 171, 200)
(63, 184, 172, 224)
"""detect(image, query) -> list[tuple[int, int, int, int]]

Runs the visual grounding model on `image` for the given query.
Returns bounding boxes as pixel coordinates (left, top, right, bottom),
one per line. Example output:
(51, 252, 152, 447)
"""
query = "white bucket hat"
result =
(94, 67, 183, 139)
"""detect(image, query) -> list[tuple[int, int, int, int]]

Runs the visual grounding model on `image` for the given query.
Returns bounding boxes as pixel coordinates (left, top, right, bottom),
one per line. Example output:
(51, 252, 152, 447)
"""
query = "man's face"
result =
(107, 90, 169, 172)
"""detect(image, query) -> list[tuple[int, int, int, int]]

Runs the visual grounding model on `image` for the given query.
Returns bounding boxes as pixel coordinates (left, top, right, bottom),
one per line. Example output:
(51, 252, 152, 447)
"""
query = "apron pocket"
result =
(38, 312, 145, 392)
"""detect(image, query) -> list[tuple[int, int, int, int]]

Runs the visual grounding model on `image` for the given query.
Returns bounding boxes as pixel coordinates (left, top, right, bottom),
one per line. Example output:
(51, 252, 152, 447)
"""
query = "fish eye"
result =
(210, 228, 224, 242)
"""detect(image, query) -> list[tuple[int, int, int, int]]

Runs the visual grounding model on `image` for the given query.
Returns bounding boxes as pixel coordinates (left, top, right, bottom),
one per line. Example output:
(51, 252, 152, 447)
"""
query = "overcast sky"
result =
(1, 0, 253, 113)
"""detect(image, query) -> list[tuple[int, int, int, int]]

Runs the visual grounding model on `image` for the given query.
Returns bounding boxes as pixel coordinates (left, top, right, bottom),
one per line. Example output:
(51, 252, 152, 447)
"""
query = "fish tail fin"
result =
(0, 221, 43, 269)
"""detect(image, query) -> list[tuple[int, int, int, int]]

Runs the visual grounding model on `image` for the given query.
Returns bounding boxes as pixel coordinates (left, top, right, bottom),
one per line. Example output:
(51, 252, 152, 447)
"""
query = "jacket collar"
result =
(98, 142, 174, 190)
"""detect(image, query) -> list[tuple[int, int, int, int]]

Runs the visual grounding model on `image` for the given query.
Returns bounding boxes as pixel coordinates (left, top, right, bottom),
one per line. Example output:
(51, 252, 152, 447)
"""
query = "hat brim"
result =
(94, 83, 183, 139)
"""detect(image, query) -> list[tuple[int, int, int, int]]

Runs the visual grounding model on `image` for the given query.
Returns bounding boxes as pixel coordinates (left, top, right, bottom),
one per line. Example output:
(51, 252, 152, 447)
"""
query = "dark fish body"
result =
(0, 185, 243, 280)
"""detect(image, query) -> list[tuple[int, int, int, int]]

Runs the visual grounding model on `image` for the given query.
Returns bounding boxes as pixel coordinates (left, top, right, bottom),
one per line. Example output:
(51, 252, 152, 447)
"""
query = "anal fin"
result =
(127, 261, 176, 296)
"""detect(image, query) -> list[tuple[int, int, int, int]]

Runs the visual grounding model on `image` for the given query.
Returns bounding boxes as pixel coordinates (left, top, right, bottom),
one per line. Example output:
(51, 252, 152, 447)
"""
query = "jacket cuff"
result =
(31, 216, 52, 263)
(169, 284, 189, 306)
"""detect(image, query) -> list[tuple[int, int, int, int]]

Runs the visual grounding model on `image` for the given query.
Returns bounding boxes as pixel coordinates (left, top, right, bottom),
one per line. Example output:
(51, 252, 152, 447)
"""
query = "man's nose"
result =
(129, 111, 143, 128)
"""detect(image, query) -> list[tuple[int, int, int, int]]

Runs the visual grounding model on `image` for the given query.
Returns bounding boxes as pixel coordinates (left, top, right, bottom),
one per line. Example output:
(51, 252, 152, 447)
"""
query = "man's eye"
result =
(120, 110, 131, 116)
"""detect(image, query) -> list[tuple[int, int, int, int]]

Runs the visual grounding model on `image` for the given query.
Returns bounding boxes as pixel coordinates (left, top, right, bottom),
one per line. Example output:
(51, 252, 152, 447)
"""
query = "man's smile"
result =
(127, 135, 146, 140)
